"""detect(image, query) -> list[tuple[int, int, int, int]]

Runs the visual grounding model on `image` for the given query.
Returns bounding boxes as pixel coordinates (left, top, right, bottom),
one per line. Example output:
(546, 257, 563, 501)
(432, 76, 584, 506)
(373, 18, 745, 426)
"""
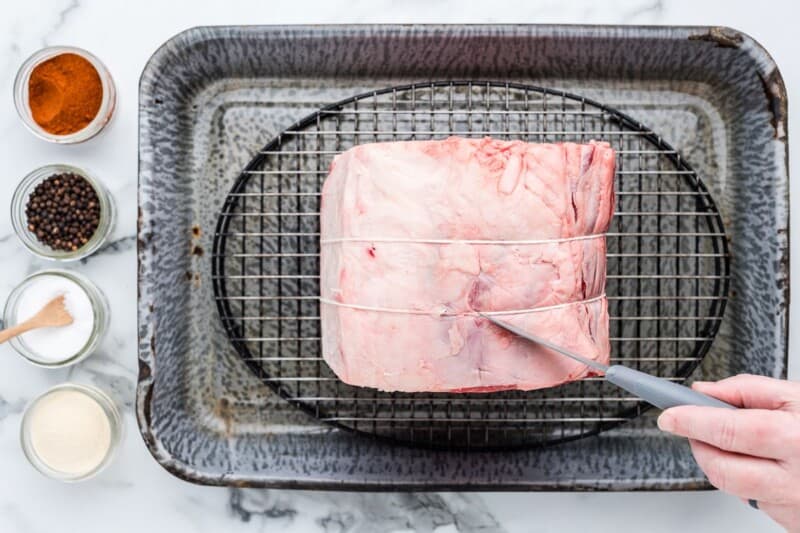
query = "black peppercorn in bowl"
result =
(11, 164, 115, 261)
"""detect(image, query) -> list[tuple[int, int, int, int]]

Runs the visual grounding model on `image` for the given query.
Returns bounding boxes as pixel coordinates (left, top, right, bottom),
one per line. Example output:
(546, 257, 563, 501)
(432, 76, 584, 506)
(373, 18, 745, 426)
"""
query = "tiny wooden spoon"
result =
(0, 295, 74, 344)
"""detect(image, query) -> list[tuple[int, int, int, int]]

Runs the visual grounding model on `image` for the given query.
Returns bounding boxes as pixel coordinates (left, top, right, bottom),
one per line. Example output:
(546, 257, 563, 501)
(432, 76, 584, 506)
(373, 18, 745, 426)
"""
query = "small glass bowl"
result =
(20, 383, 122, 482)
(11, 164, 116, 261)
(2, 269, 110, 368)
(14, 46, 116, 143)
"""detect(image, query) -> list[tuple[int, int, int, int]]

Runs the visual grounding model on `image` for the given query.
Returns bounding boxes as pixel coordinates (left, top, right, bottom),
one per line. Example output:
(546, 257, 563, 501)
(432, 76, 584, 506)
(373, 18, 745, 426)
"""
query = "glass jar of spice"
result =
(13, 46, 116, 143)
(11, 164, 116, 261)
(3, 269, 110, 367)
(20, 383, 122, 481)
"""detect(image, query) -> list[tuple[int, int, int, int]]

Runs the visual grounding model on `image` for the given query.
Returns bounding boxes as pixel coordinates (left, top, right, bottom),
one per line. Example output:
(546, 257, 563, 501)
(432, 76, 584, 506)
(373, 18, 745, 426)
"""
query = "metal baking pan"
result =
(137, 25, 788, 489)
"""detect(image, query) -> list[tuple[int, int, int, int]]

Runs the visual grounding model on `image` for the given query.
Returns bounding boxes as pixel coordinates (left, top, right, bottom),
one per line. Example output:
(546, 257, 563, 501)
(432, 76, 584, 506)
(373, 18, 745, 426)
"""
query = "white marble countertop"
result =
(0, 0, 796, 531)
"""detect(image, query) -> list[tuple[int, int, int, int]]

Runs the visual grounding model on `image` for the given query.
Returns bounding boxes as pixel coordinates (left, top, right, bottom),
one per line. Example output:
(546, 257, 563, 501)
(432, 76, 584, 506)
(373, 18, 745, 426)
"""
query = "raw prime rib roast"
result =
(320, 137, 616, 392)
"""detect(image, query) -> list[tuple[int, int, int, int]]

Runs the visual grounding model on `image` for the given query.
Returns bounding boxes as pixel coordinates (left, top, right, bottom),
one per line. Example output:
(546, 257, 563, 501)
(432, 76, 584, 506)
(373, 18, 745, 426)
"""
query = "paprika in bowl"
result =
(13, 46, 116, 143)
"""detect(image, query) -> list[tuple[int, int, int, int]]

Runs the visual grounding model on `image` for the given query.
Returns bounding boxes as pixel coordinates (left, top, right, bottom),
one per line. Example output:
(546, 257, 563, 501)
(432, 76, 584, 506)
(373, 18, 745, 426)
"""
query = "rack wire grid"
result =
(212, 81, 730, 450)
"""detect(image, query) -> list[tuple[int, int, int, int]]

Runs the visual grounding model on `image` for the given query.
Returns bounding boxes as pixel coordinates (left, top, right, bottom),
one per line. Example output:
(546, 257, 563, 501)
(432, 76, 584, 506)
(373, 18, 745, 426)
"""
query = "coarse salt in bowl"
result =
(2, 270, 109, 367)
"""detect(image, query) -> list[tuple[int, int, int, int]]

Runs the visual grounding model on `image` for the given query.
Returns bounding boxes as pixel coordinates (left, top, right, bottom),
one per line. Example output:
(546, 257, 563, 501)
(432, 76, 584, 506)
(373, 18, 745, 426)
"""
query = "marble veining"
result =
(0, 394, 27, 419)
(0, 0, 795, 532)
(227, 491, 503, 532)
(80, 235, 137, 264)
(42, 0, 81, 47)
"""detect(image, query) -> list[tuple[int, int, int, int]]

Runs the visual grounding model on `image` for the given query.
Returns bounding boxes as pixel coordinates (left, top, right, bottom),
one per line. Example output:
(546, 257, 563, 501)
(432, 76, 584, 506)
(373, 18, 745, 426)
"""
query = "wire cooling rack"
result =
(211, 81, 730, 449)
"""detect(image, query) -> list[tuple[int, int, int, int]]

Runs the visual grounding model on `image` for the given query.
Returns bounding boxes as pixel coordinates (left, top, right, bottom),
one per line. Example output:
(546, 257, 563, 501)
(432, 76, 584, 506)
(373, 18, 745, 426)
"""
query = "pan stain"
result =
(777, 227, 790, 312)
(136, 209, 152, 300)
(758, 68, 788, 140)
(192, 225, 202, 237)
(756, 67, 789, 312)
(140, 372, 154, 430)
(688, 27, 743, 48)
(214, 397, 234, 436)
(192, 245, 204, 257)
(689, 26, 744, 48)
(138, 360, 152, 381)
(186, 271, 193, 281)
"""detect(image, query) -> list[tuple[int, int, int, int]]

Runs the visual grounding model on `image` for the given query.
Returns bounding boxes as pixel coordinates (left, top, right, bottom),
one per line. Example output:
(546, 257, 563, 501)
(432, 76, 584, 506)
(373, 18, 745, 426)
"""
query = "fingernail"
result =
(657, 412, 675, 432)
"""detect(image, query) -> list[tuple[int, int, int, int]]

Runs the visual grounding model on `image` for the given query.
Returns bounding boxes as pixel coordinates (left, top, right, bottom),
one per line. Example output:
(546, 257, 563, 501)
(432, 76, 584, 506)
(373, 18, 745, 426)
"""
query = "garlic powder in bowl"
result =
(20, 383, 121, 481)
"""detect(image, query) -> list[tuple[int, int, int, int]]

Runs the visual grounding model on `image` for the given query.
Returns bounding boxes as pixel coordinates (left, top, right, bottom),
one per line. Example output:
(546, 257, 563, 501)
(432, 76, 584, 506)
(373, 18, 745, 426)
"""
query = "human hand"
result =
(657, 374, 800, 532)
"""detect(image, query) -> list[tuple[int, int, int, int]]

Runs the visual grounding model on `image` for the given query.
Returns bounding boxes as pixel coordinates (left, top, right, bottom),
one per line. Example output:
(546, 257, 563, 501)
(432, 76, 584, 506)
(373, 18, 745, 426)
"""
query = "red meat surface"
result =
(320, 137, 615, 392)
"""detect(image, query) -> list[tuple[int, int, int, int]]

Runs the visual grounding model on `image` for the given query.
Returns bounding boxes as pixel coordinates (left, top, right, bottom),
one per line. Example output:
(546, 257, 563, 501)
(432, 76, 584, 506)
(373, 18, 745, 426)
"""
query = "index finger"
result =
(658, 406, 795, 459)
(692, 374, 800, 411)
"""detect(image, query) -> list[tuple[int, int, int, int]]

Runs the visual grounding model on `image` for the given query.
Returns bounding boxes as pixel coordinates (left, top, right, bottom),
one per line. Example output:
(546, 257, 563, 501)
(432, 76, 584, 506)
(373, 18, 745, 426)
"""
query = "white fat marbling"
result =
(0, 0, 796, 532)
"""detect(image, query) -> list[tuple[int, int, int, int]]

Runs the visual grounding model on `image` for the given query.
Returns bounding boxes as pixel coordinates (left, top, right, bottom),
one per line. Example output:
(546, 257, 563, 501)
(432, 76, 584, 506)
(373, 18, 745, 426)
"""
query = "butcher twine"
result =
(319, 233, 604, 246)
(319, 294, 606, 317)
(319, 233, 607, 316)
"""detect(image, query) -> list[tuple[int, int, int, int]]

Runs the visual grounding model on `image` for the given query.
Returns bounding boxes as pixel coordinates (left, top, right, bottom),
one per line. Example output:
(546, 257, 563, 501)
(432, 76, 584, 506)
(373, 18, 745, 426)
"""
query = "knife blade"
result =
(480, 313, 734, 411)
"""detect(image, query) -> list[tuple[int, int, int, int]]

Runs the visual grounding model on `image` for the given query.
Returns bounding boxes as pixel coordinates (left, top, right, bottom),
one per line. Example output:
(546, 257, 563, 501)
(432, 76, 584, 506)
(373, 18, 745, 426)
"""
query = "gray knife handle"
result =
(605, 365, 735, 410)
